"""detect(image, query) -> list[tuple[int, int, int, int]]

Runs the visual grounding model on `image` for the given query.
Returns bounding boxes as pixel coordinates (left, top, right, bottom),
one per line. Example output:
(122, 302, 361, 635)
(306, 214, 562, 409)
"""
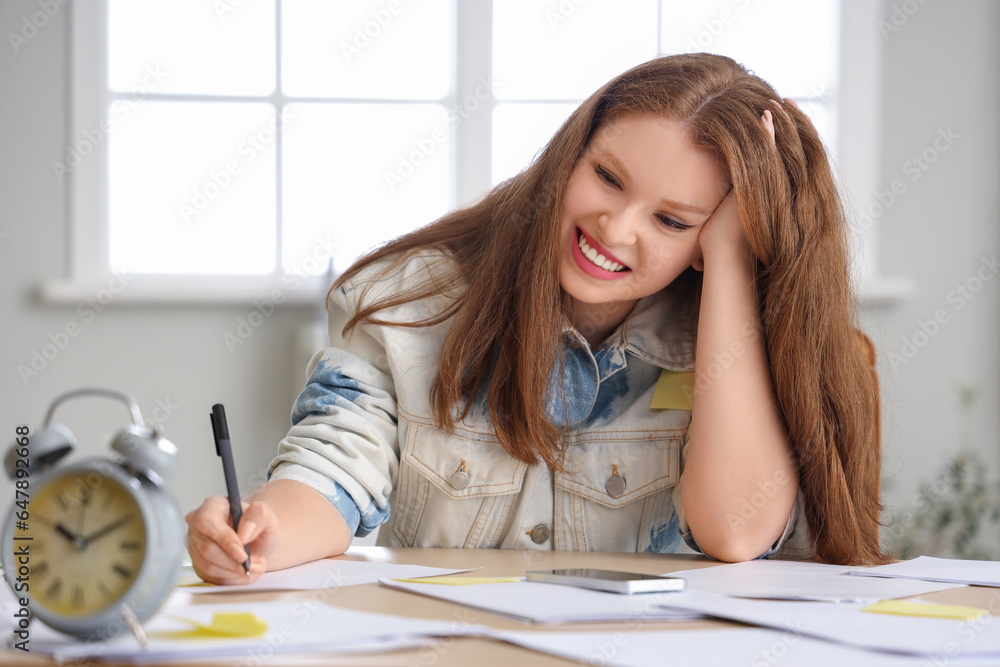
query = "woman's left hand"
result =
(696, 107, 778, 264)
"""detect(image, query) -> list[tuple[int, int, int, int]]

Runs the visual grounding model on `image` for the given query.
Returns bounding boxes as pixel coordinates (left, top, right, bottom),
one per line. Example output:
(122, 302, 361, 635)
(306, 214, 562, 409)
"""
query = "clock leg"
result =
(120, 604, 149, 648)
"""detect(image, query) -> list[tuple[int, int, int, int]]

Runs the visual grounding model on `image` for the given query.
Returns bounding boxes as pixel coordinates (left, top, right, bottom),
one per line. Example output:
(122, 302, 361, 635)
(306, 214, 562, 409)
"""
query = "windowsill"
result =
(39, 272, 914, 309)
(855, 274, 916, 308)
(38, 274, 332, 306)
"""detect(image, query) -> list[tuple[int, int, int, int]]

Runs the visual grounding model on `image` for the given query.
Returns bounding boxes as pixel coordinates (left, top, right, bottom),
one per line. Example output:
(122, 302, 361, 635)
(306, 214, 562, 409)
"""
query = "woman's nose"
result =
(596, 210, 638, 247)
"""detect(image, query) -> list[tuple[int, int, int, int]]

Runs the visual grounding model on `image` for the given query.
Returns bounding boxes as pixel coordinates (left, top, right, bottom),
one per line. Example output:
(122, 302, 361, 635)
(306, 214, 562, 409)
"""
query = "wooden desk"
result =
(4, 547, 998, 666)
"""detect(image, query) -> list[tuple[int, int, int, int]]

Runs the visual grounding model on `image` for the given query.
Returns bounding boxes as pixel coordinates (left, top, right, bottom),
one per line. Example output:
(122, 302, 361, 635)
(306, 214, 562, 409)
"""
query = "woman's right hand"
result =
(185, 496, 280, 585)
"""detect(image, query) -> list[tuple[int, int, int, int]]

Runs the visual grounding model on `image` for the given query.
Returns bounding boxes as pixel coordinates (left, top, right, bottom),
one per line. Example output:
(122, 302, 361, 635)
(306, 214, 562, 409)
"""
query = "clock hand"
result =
(55, 522, 79, 542)
(55, 523, 87, 550)
(76, 488, 92, 536)
(81, 515, 134, 545)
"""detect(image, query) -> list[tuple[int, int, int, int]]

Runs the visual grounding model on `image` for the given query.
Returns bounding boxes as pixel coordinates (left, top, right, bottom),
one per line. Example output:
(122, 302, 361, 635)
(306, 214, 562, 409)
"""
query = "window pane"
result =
(282, 0, 452, 99)
(282, 103, 450, 274)
(660, 0, 839, 98)
(492, 103, 577, 185)
(108, 0, 276, 96)
(793, 100, 837, 155)
(109, 102, 277, 275)
(493, 0, 659, 100)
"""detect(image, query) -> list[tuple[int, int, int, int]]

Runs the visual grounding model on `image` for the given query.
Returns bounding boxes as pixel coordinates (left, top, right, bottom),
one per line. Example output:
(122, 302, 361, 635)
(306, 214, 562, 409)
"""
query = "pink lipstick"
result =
(572, 227, 631, 280)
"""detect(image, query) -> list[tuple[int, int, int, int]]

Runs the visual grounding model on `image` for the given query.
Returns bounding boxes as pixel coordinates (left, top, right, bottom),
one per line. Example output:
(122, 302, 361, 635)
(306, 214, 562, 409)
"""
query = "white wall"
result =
(867, 0, 1000, 535)
(0, 0, 998, 549)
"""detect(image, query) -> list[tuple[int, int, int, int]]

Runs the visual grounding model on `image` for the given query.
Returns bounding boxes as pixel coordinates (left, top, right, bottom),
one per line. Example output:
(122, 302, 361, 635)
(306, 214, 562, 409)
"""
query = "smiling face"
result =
(558, 113, 729, 341)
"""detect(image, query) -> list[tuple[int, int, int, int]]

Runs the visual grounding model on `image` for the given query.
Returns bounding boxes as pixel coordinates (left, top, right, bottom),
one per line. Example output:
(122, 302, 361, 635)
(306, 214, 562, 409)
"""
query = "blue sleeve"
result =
(267, 463, 389, 537)
(266, 283, 400, 541)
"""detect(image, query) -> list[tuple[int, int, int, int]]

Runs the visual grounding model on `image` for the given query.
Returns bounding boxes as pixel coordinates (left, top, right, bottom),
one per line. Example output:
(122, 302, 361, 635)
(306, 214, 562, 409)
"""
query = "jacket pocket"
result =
(391, 418, 528, 548)
(553, 432, 683, 551)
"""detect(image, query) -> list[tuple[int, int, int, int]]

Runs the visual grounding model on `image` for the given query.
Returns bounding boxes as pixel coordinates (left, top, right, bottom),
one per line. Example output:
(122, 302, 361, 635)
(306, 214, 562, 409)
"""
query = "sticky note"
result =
(393, 576, 521, 586)
(157, 612, 268, 639)
(650, 370, 695, 410)
(862, 600, 989, 621)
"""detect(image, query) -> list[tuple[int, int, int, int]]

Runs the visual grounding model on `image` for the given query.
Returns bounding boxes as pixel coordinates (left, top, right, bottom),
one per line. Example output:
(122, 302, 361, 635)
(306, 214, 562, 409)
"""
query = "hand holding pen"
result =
(184, 405, 279, 585)
(210, 404, 251, 576)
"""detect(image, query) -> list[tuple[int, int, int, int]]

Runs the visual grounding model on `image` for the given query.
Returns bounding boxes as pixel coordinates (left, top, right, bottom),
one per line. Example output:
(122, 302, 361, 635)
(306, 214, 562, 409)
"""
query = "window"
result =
(492, 0, 840, 185)
(54, 0, 868, 303)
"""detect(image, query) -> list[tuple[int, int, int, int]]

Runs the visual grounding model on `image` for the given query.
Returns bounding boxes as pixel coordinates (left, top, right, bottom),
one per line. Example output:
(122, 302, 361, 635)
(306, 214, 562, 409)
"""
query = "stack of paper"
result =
(850, 556, 1000, 588)
(655, 588, 1000, 658)
(670, 559, 964, 602)
(496, 627, 1000, 667)
(9, 555, 1000, 665)
(180, 557, 474, 593)
(20, 599, 492, 664)
(378, 577, 701, 623)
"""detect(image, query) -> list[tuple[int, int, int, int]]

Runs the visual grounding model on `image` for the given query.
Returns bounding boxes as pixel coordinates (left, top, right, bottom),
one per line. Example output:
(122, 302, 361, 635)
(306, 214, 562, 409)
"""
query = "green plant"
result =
(885, 386, 1000, 560)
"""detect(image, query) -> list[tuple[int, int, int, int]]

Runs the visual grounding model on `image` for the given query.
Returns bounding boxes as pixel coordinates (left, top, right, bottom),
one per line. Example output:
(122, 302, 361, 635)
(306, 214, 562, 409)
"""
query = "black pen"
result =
(210, 403, 251, 576)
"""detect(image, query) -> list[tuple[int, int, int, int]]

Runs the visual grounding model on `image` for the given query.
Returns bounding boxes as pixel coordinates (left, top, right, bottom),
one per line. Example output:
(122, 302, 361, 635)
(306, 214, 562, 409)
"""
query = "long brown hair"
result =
(334, 54, 886, 565)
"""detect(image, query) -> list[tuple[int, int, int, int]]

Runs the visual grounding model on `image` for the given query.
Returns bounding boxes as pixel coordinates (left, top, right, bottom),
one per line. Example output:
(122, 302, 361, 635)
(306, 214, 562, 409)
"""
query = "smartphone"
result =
(525, 568, 686, 595)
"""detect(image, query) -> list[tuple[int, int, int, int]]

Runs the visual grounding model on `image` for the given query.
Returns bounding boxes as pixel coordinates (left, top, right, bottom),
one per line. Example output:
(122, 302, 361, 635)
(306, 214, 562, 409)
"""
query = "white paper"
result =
(655, 588, 1000, 657)
(378, 577, 702, 624)
(850, 556, 1000, 588)
(670, 559, 965, 602)
(497, 627, 996, 667)
(180, 557, 475, 593)
(18, 599, 491, 664)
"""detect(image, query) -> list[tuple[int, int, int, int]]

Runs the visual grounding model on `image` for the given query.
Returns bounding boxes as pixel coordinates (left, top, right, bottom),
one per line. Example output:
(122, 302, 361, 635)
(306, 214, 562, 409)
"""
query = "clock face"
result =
(20, 470, 147, 617)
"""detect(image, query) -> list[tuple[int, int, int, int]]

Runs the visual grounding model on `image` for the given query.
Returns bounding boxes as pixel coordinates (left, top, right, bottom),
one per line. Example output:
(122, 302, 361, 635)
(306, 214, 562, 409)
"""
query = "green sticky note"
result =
(650, 370, 695, 410)
(862, 600, 989, 621)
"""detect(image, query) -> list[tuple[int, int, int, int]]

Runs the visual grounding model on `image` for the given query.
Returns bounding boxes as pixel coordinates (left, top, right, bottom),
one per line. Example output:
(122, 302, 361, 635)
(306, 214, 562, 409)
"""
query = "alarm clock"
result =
(2, 387, 184, 640)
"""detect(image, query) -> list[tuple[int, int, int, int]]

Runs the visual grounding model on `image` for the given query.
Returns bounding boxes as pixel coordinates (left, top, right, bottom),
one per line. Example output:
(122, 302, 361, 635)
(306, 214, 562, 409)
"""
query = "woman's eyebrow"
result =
(597, 151, 633, 183)
(594, 149, 714, 216)
(658, 197, 714, 216)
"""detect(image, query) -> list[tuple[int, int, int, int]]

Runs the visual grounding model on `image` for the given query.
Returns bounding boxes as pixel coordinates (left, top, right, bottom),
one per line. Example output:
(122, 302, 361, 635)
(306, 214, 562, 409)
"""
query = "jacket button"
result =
(449, 470, 470, 490)
(606, 472, 626, 497)
(530, 524, 550, 544)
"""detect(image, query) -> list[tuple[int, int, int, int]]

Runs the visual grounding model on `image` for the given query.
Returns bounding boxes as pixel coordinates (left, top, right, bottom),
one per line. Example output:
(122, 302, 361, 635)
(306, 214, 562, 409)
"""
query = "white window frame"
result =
(838, 0, 910, 304)
(47, 0, 890, 304)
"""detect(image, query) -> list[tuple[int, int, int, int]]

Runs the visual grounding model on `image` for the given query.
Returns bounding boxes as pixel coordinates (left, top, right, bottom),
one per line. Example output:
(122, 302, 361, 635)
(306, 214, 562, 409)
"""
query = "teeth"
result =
(578, 231, 626, 272)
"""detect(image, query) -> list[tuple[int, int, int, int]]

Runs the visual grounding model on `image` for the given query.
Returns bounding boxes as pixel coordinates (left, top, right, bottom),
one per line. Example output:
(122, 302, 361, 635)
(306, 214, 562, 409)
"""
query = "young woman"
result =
(187, 54, 887, 584)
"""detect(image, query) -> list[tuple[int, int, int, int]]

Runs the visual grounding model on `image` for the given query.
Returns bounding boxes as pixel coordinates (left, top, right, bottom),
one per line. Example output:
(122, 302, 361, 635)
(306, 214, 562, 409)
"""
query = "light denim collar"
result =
(561, 269, 701, 373)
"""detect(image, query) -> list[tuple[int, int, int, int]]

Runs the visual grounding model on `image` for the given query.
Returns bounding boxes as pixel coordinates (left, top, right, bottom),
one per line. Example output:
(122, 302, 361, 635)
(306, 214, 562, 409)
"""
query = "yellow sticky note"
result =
(393, 576, 521, 586)
(176, 576, 215, 587)
(650, 370, 695, 410)
(157, 612, 268, 640)
(862, 600, 989, 621)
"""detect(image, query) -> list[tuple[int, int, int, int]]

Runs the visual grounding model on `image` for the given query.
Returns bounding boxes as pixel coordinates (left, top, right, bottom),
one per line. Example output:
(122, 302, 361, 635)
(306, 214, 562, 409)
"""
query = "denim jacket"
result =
(267, 251, 812, 557)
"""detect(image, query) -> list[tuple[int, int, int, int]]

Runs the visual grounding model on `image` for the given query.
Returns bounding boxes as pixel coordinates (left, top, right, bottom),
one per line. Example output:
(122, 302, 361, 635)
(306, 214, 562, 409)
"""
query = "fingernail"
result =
(241, 521, 256, 537)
